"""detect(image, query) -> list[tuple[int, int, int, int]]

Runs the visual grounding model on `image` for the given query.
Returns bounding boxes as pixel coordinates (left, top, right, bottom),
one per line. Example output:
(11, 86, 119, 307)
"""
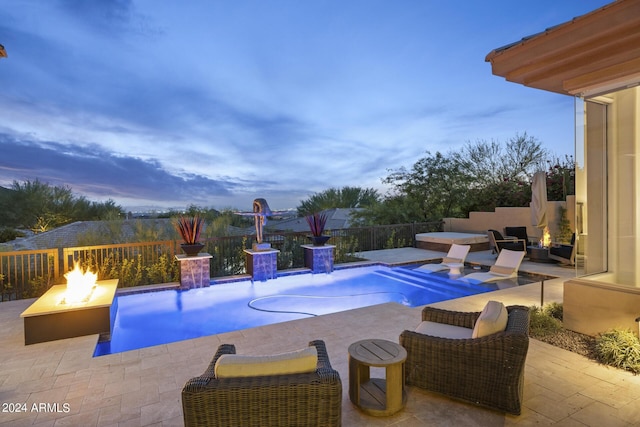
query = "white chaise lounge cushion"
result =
(415, 320, 473, 339)
(417, 244, 471, 273)
(460, 249, 525, 283)
(214, 346, 318, 378)
(472, 300, 509, 338)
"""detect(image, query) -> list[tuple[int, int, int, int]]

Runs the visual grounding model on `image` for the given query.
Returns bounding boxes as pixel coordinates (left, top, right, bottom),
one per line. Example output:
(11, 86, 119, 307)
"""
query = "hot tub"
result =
(415, 232, 489, 252)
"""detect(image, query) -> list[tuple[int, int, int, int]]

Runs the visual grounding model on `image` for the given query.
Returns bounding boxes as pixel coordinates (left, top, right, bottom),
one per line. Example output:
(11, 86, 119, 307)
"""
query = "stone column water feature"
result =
(244, 248, 280, 281)
(302, 244, 335, 274)
(175, 253, 212, 290)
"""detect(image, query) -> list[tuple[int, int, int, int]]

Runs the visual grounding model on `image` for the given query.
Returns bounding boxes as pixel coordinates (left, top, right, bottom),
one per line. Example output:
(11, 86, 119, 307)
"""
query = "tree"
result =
(356, 133, 550, 224)
(453, 132, 547, 187)
(2, 179, 124, 232)
(397, 151, 473, 221)
(357, 151, 472, 224)
(297, 186, 380, 216)
(454, 133, 547, 214)
(351, 194, 423, 225)
(546, 155, 575, 201)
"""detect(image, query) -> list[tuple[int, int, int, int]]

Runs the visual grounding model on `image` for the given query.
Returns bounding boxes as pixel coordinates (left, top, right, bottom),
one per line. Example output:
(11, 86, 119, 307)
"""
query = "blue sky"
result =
(0, 0, 611, 211)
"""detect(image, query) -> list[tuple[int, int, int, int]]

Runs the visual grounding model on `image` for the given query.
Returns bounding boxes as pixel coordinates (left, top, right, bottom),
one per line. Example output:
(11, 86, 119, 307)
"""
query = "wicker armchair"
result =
(399, 305, 530, 415)
(181, 340, 342, 427)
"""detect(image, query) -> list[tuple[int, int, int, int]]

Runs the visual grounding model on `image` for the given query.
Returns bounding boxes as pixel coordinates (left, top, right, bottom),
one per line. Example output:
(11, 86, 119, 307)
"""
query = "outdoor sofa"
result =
(181, 339, 342, 427)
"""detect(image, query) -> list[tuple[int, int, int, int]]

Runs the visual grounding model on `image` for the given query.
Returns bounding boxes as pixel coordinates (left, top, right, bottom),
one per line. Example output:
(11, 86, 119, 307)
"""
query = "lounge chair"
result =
(399, 302, 530, 415)
(549, 233, 576, 265)
(488, 229, 526, 254)
(461, 249, 525, 283)
(504, 226, 531, 245)
(416, 244, 471, 273)
(181, 340, 342, 427)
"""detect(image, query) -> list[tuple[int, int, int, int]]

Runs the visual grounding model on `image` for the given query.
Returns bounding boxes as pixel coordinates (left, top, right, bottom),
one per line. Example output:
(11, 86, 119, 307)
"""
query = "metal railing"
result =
(0, 221, 442, 301)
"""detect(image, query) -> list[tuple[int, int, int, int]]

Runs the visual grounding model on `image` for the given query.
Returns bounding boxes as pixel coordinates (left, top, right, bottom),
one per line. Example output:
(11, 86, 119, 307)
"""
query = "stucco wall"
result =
(564, 277, 640, 337)
(442, 196, 575, 243)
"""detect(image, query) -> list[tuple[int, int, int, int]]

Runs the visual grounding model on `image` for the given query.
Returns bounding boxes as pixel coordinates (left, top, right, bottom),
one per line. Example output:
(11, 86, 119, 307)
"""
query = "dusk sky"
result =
(0, 1, 611, 212)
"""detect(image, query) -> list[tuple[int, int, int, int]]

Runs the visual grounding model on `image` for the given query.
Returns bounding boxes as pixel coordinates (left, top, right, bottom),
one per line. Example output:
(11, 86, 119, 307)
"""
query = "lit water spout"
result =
(62, 262, 98, 304)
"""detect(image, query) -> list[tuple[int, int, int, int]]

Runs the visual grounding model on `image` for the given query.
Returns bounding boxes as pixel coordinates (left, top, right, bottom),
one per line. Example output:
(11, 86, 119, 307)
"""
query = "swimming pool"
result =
(94, 264, 535, 356)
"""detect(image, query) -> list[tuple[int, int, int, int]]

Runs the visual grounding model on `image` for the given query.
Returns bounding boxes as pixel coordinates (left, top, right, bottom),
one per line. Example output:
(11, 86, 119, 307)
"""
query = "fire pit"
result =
(20, 263, 118, 345)
(527, 227, 555, 263)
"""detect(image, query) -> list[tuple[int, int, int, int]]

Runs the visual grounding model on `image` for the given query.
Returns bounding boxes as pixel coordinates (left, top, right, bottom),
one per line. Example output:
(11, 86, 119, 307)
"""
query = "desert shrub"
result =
(77, 252, 176, 288)
(596, 329, 640, 374)
(385, 229, 408, 249)
(0, 227, 24, 243)
(333, 234, 363, 263)
(146, 254, 179, 284)
(529, 305, 562, 337)
(23, 275, 52, 298)
(543, 302, 563, 321)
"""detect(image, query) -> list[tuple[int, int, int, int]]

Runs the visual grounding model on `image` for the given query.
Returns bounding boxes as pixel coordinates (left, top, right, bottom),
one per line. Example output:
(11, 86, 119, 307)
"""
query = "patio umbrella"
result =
(530, 170, 547, 230)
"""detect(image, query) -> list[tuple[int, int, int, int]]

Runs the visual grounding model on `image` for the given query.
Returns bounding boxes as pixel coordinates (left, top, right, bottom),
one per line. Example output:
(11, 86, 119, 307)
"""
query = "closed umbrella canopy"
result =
(530, 171, 547, 229)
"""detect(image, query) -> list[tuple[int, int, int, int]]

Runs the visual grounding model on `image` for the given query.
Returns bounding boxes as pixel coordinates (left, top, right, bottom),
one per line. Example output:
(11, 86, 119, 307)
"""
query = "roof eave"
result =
(486, 0, 640, 97)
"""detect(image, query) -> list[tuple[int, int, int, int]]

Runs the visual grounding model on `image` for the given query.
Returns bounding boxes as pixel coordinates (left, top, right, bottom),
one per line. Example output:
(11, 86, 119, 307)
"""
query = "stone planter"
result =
(308, 235, 331, 246)
(180, 243, 205, 257)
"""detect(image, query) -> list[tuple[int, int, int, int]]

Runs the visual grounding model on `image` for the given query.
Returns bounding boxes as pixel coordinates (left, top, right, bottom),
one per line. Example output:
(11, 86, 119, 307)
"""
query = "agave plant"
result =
(305, 212, 328, 237)
(173, 215, 204, 244)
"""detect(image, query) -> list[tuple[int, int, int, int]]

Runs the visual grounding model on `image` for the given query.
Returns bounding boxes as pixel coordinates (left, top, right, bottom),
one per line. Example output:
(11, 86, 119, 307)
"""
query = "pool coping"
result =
(113, 256, 559, 298)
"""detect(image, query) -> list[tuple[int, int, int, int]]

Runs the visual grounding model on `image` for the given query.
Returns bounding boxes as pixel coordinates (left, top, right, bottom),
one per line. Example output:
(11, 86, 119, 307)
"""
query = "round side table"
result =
(348, 338, 407, 416)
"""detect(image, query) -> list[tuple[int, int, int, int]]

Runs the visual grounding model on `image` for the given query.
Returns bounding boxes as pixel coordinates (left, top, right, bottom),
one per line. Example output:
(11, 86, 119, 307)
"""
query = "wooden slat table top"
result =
(348, 339, 407, 366)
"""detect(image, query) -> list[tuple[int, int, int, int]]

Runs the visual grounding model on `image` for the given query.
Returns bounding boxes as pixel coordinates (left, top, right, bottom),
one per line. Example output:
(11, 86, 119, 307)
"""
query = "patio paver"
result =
(1, 249, 639, 426)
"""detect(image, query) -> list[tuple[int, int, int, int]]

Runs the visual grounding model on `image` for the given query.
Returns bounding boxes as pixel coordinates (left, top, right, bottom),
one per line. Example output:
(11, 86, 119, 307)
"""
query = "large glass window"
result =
(577, 86, 640, 285)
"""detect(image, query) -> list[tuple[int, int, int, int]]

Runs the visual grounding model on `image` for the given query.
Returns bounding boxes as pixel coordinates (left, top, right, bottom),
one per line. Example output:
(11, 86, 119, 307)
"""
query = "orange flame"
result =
(539, 227, 551, 248)
(63, 262, 97, 304)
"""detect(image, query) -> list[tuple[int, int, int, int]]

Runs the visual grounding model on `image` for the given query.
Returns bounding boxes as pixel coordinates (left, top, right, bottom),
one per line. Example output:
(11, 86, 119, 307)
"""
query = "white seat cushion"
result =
(472, 300, 508, 338)
(415, 320, 473, 339)
(214, 346, 318, 378)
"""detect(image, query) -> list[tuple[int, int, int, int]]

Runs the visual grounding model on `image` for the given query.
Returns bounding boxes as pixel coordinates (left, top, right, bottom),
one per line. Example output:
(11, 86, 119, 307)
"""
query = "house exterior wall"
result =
(485, 0, 640, 338)
(565, 86, 640, 337)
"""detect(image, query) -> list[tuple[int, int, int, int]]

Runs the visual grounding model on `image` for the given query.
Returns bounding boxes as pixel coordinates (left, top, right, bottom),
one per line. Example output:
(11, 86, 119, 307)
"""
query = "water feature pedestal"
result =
(302, 244, 335, 274)
(175, 253, 212, 290)
(244, 248, 279, 281)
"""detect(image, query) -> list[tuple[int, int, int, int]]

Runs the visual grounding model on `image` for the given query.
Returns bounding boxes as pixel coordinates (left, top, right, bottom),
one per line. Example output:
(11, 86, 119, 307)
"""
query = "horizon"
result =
(0, 1, 611, 211)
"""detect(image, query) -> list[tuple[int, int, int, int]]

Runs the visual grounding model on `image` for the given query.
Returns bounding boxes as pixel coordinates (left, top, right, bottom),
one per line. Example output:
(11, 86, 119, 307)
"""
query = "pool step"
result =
(397, 268, 495, 292)
(372, 269, 489, 299)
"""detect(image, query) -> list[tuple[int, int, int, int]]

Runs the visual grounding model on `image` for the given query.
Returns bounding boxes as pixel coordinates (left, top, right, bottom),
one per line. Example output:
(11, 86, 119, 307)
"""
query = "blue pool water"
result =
(94, 264, 533, 356)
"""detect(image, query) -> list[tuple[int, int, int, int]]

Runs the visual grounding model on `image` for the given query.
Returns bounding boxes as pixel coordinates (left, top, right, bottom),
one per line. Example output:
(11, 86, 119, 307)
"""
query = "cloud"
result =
(0, 133, 238, 205)
(1, 1, 601, 211)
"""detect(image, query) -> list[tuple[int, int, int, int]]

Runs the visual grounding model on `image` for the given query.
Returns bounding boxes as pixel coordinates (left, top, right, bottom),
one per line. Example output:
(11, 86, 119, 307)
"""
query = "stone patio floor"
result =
(1, 248, 639, 426)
